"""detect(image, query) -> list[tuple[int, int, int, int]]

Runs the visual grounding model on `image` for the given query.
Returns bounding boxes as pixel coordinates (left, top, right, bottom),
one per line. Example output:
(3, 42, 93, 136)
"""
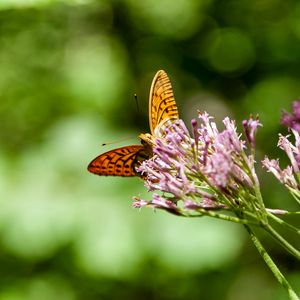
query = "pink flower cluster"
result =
(263, 100, 300, 202)
(134, 112, 262, 213)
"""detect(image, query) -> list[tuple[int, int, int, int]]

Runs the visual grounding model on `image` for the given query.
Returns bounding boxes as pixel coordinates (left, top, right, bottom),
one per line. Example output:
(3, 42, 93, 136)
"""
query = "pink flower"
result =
(243, 115, 262, 148)
(281, 100, 300, 131)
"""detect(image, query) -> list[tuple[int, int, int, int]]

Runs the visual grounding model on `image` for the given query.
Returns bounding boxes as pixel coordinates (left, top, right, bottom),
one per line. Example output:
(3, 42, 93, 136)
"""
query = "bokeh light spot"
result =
(205, 28, 256, 75)
(126, 0, 210, 39)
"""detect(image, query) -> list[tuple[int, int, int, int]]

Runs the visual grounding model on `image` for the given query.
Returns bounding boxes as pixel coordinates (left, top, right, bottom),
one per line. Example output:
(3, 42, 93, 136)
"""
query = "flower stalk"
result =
(245, 225, 299, 300)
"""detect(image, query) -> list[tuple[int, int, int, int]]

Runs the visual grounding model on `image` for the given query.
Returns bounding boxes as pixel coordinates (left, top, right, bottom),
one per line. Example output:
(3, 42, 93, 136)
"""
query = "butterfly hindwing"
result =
(87, 145, 145, 177)
(149, 70, 179, 135)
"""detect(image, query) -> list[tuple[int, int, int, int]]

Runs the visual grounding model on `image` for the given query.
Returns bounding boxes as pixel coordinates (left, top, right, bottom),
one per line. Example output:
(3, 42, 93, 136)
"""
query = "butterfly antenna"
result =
(101, 94, 140, 147)
(134, 93, 140, 114)
(101, 136, 135, 147)
(134, 92, 146, 133)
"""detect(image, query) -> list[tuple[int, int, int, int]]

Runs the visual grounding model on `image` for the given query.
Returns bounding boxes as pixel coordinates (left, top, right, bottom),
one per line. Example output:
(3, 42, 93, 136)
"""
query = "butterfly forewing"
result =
(88, 145, 145, 177)
(149, 70, 179, 135)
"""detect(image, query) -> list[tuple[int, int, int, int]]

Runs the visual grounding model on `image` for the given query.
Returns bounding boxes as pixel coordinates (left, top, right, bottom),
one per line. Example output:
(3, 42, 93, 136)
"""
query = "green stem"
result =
(289, 188, 300, 205)
(253, 183, 265, 209)
(264, 224, 300, 260)
(181, 208, 260, 226)
(285, 211, 300, 215)
(267, 212, 300, 235)
(241, 152, 267, 219)
(244, 225, 299, 300)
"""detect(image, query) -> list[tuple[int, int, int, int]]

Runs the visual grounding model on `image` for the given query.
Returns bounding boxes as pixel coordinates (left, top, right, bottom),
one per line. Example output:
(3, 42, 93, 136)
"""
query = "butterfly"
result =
(87, 70, 179, 177)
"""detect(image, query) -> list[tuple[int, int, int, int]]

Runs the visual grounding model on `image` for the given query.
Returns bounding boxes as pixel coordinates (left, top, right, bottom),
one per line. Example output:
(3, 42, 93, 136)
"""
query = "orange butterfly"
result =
(87, 70, 179, 177)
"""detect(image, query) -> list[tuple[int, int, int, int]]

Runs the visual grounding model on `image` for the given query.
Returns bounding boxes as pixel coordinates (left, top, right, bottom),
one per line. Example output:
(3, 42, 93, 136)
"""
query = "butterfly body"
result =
(87, 70, 179, 177)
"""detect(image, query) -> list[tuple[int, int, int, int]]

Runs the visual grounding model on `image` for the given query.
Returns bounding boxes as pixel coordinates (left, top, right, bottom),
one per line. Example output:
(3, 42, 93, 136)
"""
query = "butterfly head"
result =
(139, 133, 155, 147)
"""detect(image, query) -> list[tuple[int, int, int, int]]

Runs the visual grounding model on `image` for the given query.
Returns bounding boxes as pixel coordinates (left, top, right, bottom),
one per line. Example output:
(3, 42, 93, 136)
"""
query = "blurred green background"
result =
(0, 0, 299, 299)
